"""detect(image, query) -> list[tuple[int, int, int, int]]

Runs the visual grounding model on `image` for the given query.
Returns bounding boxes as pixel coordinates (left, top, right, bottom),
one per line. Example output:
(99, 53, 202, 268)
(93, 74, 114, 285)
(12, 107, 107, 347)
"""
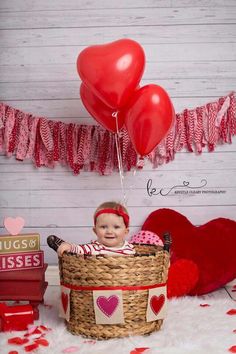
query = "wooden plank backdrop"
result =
(0, 0, 236, 265)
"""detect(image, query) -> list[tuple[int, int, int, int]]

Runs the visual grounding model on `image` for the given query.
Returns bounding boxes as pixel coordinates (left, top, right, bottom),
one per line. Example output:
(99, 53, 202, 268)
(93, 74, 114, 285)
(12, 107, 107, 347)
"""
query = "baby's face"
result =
(93, 213, 129, 248)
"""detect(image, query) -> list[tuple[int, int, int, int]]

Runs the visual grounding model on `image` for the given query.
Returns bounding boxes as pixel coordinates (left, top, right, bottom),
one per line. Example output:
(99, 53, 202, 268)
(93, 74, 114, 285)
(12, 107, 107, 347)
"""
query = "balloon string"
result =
(125, 155, 145, 204)
(114, 112, 127, 206)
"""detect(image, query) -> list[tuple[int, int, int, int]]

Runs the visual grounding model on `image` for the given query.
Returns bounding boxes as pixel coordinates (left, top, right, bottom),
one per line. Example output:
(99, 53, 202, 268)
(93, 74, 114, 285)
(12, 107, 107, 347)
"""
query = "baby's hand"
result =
(57, 242, 71, 257)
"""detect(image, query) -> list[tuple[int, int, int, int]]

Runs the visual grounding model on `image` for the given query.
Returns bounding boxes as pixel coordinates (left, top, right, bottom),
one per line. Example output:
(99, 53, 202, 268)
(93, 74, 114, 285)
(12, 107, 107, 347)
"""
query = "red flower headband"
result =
(94, 208, 129, 227)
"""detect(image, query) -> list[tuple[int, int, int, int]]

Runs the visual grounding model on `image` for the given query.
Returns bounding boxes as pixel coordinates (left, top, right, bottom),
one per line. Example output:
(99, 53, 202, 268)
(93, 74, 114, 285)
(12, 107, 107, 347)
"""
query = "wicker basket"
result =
(59, 243, 170, 339)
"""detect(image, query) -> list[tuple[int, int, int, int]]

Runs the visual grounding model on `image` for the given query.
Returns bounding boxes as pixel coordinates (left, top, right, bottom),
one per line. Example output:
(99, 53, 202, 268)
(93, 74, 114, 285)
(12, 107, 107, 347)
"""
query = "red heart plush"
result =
(167, 259, 199, 298)
(77, 39, 145, 109)
(142, 208, 236, 295)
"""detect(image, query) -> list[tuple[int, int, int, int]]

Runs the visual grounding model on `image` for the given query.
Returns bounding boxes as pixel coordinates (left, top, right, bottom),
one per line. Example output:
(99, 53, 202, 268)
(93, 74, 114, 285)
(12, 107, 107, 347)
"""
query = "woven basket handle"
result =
(163, 232, 172, 253)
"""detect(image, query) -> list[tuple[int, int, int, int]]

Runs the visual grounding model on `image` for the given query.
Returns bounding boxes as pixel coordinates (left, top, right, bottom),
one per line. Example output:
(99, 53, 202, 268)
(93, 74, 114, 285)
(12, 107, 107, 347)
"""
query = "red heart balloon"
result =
(77, 39, 145, 109)
(142, 208, 236, 295)
(80, 83, 124, 133)
(124, 84, 175, 156)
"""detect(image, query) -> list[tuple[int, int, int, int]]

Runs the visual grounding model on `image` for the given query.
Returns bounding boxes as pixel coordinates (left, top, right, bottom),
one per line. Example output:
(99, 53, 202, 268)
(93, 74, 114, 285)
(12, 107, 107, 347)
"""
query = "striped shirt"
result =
(70, 240, 135, 256)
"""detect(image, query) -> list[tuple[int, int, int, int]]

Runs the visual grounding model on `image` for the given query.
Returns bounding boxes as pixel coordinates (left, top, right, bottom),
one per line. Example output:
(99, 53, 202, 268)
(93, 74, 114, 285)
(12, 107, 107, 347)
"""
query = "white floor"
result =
(0, 284, 236, 354)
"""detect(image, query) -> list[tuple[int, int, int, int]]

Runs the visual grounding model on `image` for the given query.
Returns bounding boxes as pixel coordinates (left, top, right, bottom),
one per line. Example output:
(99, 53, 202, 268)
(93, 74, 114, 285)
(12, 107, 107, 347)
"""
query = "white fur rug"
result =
(1, 286, 236, 354)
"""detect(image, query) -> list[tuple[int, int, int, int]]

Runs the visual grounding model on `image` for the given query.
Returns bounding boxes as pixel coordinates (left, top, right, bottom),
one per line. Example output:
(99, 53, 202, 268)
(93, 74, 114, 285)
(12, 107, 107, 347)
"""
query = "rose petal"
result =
(38, 325, 48, 331)
(82, 340, 96, 345)
(8, 337, 29, 345)
(8, 351, 19, 354)
(135, 348, 150, 352)
(26, 334, 42, 341)
(227, 309, 236, 315)
(21, 339, 29, 345)
(31, 328, 42, 334)
(27, 326, 37, 335)
(233, 329, 236, 333)
(62, 346, 80, 353)
(34, 338, 49, 347)
(200, 304, 210, 307)
(228, 346, 236, 353)
(24, 343, 39, 352)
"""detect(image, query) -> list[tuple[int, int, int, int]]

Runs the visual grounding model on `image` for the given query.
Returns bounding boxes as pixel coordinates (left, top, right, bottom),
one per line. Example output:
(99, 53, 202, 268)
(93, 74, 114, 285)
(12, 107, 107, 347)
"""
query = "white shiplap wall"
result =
(0, 0, 236, 265)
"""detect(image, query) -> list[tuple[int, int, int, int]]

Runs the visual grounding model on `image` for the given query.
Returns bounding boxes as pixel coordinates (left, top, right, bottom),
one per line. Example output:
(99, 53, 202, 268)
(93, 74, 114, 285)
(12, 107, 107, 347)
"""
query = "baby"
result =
(47, 201, 135, 256)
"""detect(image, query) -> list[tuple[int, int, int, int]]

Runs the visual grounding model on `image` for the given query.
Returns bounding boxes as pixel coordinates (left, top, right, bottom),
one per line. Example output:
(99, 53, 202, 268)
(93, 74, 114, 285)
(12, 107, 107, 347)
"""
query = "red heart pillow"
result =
(142, 208, 236, 295)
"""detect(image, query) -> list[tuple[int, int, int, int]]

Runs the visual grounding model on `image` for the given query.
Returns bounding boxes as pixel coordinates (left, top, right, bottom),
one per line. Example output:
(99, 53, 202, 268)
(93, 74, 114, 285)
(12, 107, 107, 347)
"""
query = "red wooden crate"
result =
(0, 264, 48, 319)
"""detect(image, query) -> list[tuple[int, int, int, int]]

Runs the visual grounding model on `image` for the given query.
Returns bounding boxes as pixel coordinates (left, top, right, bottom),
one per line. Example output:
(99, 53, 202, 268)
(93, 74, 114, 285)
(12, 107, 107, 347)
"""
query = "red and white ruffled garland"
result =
(0, 92, 236, 175)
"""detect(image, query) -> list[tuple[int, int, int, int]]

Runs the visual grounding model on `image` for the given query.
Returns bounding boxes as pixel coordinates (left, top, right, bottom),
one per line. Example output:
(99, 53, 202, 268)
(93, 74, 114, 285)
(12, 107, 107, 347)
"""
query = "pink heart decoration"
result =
(4, 216, 25, 235)
(150, 294, 165, 315)
(96, 295, 119, 317)
(61, 292, 69, 314)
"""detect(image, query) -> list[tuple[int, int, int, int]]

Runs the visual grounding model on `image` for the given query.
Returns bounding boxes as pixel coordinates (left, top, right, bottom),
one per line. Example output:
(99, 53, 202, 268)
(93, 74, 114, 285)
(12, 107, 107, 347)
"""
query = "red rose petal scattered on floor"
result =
(39, 325, 48, 331)
(227, 309, 236, 315)
(233, 329, 236, 333)
(82, 340, 96, 345)
(34, 338, 49, 347)
(200, 304, 210, 307)
(32, 328, 42, 334)
(8, 337, 22, 345)
(232, 290, 236, 292)
(130, 350, 150, 354)
(21, 339, 29, 345)
(135, 348, 150, 352)
(8, 351, 19, 354)
(228, 346, 236, 353)
(24, 343, 39, 352)
(8, 337, 29, 345)
(233, 285, 236, 289)
(27, 326, 37, 334)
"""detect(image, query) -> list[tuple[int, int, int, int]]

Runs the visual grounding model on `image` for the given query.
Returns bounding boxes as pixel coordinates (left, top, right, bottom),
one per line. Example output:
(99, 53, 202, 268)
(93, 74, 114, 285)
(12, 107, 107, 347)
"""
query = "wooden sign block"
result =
(0, 264, 48, 302)
(0, 250, 44, 272)
(0, 264, 47, 281)
(0, 233, 40, 254)
(0, 280, 48, 301)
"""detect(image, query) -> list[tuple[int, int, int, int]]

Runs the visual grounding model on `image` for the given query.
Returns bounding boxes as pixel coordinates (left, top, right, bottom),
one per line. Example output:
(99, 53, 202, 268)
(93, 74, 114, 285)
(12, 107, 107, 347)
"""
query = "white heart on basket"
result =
(4, 216, 25, 235)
